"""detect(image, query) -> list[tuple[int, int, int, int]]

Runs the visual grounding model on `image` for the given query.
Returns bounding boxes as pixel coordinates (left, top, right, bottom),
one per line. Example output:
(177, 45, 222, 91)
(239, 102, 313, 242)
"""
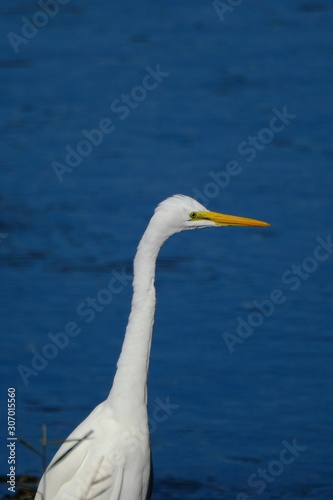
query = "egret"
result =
(35, 194, 269, 500)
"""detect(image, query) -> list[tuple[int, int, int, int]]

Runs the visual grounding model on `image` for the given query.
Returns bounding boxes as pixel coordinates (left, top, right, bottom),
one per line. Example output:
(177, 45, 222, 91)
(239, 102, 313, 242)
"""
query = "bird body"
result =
(35, 195, 269, 499)
(38, 401, 151, 499)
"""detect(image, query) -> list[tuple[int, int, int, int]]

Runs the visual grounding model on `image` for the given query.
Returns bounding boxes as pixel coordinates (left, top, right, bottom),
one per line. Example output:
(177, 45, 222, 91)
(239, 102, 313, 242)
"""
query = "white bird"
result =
(35, 194, 269, 500)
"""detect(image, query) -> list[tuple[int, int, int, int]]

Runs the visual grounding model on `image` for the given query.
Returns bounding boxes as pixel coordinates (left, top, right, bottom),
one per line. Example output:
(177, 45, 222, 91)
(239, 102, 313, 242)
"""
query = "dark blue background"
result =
(1, 1, 333, 498)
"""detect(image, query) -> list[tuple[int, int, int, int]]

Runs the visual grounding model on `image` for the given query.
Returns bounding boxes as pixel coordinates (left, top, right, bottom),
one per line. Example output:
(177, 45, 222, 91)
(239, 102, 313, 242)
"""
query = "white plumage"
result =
(35, 195, 269, 500)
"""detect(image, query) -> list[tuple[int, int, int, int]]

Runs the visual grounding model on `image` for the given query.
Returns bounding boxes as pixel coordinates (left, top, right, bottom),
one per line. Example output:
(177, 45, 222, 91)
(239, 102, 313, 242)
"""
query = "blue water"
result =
(1, 0, 333, 498)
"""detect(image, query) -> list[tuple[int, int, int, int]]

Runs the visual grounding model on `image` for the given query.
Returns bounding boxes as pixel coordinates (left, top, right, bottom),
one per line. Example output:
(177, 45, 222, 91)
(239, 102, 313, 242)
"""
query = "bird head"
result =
(153, 195, 270, 236)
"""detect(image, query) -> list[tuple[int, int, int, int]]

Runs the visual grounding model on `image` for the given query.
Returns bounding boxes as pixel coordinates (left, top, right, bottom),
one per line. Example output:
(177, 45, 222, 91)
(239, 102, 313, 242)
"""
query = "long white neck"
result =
(107, 217, 169, 422)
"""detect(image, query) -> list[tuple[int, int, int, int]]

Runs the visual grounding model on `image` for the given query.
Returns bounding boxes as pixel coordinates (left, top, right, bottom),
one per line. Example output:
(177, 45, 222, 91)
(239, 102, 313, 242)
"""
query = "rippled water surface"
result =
(1, 1, 333, 498)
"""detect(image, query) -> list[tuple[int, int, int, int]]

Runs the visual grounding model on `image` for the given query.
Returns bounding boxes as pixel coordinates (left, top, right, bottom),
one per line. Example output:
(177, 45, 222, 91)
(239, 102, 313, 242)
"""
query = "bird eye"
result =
(189, 212, 197, 219)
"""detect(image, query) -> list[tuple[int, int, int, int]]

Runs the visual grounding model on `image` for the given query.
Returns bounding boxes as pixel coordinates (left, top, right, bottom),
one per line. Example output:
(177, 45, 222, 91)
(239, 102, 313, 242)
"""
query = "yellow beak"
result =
(196, 211, 270, 227)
